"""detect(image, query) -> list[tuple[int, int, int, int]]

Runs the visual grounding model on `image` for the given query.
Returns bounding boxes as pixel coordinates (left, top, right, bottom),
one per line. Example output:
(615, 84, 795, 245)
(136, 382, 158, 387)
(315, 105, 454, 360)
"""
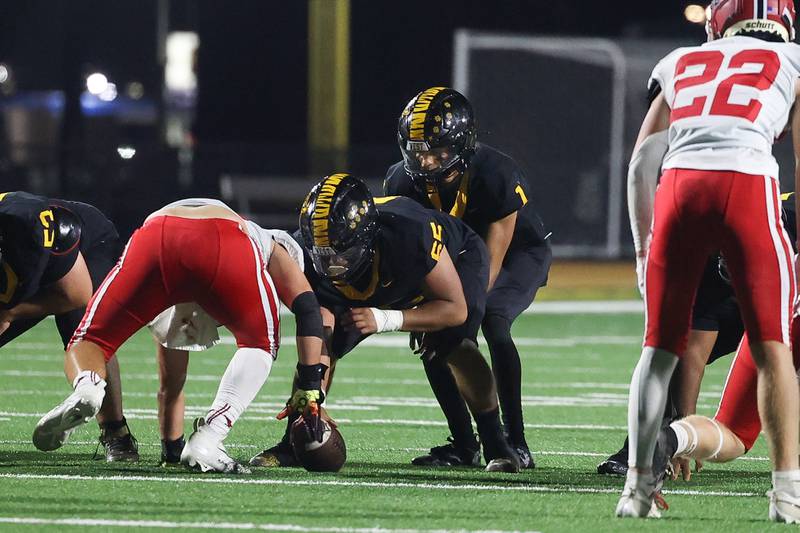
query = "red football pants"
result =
(645, 169, 794, 355)
(714, 316, 800, 450)
(69, 216, 280, 360)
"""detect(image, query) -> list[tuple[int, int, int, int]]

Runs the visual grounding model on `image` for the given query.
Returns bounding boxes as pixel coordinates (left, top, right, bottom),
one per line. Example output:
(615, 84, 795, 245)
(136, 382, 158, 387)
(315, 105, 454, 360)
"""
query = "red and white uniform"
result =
(644, 36, 800, 354)
(69, 200, 281, 360)
(715, 316, 800, 450)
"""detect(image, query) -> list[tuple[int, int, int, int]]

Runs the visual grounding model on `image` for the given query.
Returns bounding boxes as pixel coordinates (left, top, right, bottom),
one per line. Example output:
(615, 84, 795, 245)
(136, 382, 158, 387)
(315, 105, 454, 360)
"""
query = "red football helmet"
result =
(709, 0, 796, 42)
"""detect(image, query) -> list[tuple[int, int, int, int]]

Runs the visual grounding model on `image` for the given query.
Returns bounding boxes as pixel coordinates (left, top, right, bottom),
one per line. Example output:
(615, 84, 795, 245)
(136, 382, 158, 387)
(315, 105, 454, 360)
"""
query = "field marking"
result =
(0, 409, 626, 431)
(0, 517, 538, 533)
(0, 472, 760, 498)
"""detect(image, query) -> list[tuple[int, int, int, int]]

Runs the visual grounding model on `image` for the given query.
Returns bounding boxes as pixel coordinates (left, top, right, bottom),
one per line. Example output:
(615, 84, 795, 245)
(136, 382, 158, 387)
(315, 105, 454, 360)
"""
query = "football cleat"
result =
(511, 442, 535, 470)
(769, 490, 800, 523)
(411, 437, 481, 467)
(598, 440, 629, 477)
(180, 418, 250, 474)
(95, 420, 139, 462)
(615, 471, 667, 519)
(485, 457, 521, 473)
(33, 383, 105, 452)
(249, 437, 299, 467)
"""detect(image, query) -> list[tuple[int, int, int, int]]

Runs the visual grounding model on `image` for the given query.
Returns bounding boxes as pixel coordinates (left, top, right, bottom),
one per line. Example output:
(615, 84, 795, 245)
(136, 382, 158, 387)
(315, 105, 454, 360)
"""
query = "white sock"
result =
(204, 348, 273, 440)
(627, 347, 678, 469)
(71, 370, 106, 390)
(669, 420, 697, 457)
(773, 470, 800, 496)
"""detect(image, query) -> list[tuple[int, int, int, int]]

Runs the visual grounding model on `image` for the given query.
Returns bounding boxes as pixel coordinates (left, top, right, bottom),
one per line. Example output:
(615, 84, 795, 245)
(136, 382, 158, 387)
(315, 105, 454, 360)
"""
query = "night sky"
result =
(0, 0, 703, 147)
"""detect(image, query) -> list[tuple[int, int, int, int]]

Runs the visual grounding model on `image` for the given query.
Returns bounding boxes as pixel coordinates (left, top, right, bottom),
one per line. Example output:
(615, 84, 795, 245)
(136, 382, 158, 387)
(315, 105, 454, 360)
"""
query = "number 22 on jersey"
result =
(671, 49, 779, 123)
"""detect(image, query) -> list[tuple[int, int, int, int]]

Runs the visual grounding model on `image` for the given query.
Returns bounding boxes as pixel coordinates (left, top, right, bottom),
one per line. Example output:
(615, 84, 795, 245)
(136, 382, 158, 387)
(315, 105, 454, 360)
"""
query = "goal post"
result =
(453, 30, 628, 258)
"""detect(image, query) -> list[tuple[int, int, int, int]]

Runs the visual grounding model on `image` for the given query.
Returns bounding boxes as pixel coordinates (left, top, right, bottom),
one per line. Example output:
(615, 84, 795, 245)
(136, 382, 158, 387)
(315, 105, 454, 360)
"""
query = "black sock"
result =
(482, 314, 525, 445)
(100, 417, 129, 435)
(422, 356, 477, 448)
(474, 408, 511, 461)
(161, 435, 185, 463)
(664, 426, 678, 458)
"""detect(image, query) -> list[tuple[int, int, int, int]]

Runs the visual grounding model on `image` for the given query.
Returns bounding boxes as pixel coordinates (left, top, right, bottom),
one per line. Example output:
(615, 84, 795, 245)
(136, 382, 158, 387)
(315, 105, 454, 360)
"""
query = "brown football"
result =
(290, 418, 346, 472)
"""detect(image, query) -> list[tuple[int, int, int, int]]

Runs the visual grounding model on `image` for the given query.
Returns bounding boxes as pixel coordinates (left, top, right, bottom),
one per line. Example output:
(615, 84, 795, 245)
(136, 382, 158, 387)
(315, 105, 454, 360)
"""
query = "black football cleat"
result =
(412, 437, 481, 467)
(249, 437, 299, 467)
(597, 439, 628, 477)
(513, 444, 536, 469)
(96, 424, 140, 463)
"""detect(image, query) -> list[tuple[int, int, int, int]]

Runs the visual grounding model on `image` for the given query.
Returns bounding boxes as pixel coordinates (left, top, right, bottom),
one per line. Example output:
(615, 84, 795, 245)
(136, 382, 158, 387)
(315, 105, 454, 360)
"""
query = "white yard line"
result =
(0, 517, 538, 533)
(0, 472, 759, 498)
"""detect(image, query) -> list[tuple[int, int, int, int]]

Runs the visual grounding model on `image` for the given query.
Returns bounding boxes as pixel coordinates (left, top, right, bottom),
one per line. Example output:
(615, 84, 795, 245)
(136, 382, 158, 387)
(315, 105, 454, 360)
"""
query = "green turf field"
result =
(0, 309, 785, 532)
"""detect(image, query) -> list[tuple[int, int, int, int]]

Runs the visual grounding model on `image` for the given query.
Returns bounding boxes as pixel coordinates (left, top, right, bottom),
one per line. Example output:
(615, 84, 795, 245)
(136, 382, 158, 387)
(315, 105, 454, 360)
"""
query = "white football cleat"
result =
(615, 486, 662, 518)
(181, 418, 250, 474)
(32, 383, 105, 451)
(769, 490, 800, 523)
(615, 470, 666, 519)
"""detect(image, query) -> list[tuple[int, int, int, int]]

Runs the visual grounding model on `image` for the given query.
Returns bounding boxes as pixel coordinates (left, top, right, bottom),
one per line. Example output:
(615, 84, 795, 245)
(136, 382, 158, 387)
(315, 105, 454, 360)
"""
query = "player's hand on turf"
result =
(341, 308, 378, 334)
(671, 456, 694, 481)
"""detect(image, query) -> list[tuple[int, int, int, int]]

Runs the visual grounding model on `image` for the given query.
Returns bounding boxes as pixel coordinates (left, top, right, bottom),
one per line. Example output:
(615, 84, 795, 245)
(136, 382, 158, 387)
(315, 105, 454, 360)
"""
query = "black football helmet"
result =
(50, 205, 82, 255)
(299, 174, 379, 282)
(397, 87, 477, 192)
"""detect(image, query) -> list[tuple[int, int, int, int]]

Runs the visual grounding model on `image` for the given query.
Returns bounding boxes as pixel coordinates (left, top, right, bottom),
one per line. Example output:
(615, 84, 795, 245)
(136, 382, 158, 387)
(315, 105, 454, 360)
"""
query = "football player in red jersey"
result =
(32, 199, 326, 473)
(617, 0, 800, 522)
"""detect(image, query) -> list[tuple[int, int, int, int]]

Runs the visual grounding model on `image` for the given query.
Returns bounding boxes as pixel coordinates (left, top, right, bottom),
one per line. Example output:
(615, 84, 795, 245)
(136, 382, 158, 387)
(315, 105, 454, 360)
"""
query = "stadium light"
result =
(0, 64, 8, 84)
(98, 82, 118, 102)
(117, 145, 136, 159)
(684, 4, 707, 24)
(86, 72, 108, 95)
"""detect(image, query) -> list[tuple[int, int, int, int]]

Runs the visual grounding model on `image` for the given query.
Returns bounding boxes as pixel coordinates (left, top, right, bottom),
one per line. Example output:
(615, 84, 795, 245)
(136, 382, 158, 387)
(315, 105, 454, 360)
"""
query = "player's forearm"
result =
(6, 288, 84, 320)
(485, 214, 516, 290)
(400, 299, 467, 332)
(627, 131, 667, 255)
(295, 336, 323, 366)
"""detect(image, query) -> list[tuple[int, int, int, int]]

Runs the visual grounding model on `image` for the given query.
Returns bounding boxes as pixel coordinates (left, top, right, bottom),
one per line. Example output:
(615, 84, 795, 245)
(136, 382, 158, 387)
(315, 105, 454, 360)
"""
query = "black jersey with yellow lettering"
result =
(384, 143, 548, 249)
(0, 191, 118, 308)
(300, 196, 476, 311)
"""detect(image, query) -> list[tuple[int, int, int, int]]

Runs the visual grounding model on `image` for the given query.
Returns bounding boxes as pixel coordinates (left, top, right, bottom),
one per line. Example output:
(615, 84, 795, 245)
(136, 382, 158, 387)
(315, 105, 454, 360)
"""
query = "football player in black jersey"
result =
(383, 87, 551, 468)
(250, 174, 520, 472)
(0, 192, 138, 461)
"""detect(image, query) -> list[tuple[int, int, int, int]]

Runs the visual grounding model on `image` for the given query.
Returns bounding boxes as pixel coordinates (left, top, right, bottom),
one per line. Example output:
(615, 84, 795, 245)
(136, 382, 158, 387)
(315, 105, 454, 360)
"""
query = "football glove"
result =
(277, 363, 327, 442)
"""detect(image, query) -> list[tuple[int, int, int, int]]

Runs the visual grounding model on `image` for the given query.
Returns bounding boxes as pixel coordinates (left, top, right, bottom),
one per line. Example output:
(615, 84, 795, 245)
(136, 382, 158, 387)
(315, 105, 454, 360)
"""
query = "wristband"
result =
(369, 308, 403, 333)
(296, 362, 327, 391)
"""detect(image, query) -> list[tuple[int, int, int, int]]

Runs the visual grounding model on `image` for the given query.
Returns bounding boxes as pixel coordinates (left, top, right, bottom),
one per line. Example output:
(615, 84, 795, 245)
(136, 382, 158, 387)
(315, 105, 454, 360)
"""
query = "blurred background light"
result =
(684, 4, 707, 24)
(86, 72, 109, 95)
(117, 145, 136, 159)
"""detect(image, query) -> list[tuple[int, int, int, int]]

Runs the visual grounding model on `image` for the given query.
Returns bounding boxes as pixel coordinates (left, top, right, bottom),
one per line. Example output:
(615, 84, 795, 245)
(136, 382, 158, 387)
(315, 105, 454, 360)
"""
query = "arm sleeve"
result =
(627, 130, 669, 255)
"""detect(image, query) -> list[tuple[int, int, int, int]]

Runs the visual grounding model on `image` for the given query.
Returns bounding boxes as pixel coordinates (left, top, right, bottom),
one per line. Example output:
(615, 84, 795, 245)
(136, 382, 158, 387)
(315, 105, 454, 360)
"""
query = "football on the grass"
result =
(290, 418, 346, 472)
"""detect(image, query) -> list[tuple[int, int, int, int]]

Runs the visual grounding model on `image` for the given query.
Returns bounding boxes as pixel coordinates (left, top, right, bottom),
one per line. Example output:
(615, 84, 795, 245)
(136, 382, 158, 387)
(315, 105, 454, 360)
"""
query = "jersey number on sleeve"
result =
(671, 49, 779, 122)
(514, 184, 528, 205)
(39, 209, 55, 248)
(429, 222, 443, 261)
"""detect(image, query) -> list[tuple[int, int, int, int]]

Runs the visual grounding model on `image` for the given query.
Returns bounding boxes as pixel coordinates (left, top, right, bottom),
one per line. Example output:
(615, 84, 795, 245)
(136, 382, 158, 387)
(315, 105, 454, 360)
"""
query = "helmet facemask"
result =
(299, 175, 379, 283)
(397, 87, 477, 197)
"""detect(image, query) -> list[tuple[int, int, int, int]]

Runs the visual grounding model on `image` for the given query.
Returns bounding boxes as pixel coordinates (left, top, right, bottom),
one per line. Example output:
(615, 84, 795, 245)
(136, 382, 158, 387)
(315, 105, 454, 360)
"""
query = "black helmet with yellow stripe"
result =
(397, 87, 476, 192)
(299, 174, 379, 282)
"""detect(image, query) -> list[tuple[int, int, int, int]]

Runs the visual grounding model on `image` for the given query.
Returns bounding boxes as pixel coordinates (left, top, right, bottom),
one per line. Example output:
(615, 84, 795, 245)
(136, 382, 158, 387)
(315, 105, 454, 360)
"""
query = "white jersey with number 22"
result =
(650, 36, 800, 178)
